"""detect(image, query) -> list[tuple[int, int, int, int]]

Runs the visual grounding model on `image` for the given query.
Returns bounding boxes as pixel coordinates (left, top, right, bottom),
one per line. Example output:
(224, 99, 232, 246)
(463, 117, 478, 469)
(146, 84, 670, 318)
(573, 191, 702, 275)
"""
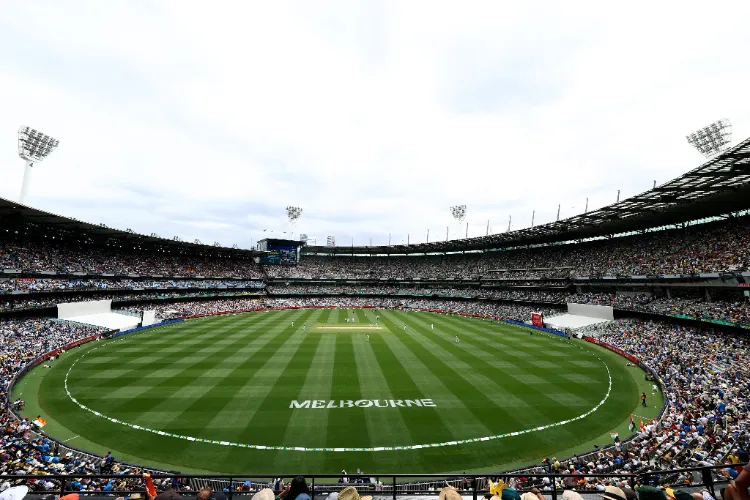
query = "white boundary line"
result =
(62, 321, 613, 452)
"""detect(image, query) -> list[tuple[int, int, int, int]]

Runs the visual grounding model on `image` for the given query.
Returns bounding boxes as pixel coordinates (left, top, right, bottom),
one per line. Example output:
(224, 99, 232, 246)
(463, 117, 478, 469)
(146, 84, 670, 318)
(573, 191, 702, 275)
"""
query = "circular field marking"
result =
(62, 323, 613, 452)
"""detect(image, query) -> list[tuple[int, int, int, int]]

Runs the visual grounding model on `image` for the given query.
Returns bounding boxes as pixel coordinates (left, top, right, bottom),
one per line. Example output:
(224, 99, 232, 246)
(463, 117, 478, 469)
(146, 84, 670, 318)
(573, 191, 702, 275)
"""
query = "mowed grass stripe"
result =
(35, 309, 646, 474)
(392, 311, 622, 455)
(362, 321, 463, 445)
(409, 313, 605, 411)
(383, 311, 547, 417)
(98, 314, 256, 354)
(375, 311, 496, 442)
(94, 309, 321, 466)
(381, 310, 584, 446)
(273, 332, 337, 471)
(211, 310, 330, 472)
(399, 312, 599, 426)
(444, 317, 611, 397)
(192, 308, 323, 436)
(352, 308, 451, 471)
(71, 310, 308, 435)
(69, 311, 295, 414)
(421, 313, 605, 393)
(323, 330, 377, 472)
(216, 309, 327, 441)
(404, 313, 585, 410)
(71, 314, 277, 392)
(351, 317, 414, 449)
(40, 313, 294, 471)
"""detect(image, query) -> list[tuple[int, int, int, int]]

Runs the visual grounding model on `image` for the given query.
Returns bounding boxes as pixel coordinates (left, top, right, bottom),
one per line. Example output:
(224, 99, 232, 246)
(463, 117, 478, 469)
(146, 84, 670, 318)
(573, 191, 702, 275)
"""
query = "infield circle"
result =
(63, 314, 613, 452)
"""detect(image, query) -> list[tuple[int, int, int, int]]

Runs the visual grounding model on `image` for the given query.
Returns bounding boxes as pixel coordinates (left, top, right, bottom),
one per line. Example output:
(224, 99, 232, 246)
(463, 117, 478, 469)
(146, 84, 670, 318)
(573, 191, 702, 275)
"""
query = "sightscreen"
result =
(58, 299, 112, 319)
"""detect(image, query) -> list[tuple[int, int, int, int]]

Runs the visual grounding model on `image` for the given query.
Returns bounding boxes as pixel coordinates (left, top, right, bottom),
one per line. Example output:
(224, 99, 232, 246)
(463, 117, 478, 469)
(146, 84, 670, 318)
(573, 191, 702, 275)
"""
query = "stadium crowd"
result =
(268, 286, 750, 327)
(1, 215, 750, 493)
(0, 240, 262, 278)
(268, 217, 750, 279)
(587, 319, 748, 474)
(267, 285, 565, 302)
(116, 297, 564, 322)
(0, 290, 264, 313)
(0, 278, 263, 293)
(0, 319, 106, 474)
(1, 216, 749, 283)
(568, 293, 750, 326)
(4, 281, 749, 329)
(0, 296, 749, 494)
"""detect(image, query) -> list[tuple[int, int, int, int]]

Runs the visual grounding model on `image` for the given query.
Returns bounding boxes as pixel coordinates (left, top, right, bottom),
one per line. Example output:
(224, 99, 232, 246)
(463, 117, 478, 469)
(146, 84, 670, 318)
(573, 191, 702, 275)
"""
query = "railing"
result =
(0, 465, 741, 500)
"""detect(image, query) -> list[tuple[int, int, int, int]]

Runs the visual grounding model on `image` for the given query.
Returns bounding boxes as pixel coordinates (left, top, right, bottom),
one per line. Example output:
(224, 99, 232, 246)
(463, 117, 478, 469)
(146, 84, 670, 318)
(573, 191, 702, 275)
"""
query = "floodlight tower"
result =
(18, 126, 60, 204)
(450, 205, 467, 240)
(686, 119, 732, 158)
(286, 206, 303, 239)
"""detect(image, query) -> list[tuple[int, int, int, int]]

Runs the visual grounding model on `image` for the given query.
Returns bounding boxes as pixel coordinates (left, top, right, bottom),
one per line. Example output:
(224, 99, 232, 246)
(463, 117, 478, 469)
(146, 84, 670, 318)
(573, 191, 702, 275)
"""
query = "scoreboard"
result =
(258, 238, 301, 266)
(261, 247, 297, 265)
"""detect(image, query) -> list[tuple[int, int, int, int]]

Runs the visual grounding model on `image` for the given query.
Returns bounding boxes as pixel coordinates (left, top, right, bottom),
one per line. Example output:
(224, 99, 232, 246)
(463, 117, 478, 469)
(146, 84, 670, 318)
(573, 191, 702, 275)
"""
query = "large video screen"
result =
(262, 246, 298, 265)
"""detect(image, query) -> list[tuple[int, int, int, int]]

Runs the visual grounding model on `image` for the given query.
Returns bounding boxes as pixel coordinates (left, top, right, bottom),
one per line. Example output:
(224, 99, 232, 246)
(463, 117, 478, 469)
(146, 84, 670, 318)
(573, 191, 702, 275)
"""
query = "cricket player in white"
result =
(455, 336, 459, 343)
(367, 334, 370, 342)
(292, 321, 294, 327)
(403, 324, 407, 330)
(431, 324, 434, 330)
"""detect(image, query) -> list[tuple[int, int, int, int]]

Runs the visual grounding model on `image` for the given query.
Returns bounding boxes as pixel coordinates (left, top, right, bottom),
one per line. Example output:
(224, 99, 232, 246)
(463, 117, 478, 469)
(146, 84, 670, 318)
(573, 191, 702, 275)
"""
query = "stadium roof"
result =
(0, 198, 261, 257)
(305, 135, 750, 255)
(1, 135, 749, 257)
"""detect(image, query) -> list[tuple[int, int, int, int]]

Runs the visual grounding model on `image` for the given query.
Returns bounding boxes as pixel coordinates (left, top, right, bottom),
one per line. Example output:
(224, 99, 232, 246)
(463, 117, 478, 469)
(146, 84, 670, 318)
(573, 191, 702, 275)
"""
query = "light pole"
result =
(450, 205, 466, 240)
(286, 206, 303, 239)
(686, 119, 732, 158)
(18, 126, 60, 204)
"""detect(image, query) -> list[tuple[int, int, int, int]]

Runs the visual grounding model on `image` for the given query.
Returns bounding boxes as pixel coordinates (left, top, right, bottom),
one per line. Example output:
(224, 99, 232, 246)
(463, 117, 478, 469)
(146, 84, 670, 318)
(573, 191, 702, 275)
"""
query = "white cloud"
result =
(0, 0, 748, 247)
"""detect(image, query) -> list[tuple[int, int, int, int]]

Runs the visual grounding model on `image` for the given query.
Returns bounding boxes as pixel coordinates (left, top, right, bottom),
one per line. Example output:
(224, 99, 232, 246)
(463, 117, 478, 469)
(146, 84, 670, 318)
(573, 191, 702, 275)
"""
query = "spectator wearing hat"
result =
(252, 490, 275, 500)
(439, 487, 462, 500)
(600, 486, 627, 500)
(562, 492, 584, 500)
(338, 486, 371, 500)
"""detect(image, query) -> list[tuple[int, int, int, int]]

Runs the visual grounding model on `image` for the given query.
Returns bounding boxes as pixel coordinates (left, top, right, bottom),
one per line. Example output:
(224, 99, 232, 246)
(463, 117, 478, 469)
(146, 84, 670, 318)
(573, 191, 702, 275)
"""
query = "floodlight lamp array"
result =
(686, 119, 732, 158)
(286, 206, 303, 224)
(18, 126, 60, 162)
(450, 205, 467, 222)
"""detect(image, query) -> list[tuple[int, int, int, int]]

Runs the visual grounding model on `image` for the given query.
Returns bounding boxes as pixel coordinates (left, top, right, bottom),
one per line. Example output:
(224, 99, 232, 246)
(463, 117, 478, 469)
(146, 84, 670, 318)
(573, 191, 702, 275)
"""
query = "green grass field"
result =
(13, 308, 661, 475)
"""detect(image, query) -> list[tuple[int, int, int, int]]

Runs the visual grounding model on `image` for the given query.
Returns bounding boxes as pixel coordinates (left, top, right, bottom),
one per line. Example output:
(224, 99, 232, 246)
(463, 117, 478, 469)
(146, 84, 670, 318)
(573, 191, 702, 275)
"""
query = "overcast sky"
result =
(1, 1, 749, 248)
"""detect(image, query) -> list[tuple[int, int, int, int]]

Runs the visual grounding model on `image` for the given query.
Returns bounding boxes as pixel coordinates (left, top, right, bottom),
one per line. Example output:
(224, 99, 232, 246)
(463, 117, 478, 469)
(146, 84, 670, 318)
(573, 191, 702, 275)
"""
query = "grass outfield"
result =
(13, 308, 662, 474)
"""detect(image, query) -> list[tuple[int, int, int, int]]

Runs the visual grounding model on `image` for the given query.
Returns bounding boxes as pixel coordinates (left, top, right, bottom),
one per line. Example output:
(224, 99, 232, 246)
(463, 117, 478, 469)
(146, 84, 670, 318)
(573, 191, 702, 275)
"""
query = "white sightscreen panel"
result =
(58, 299, 112, 319)
(141, 310, 157, 326)
(567, 303, 614, 321)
